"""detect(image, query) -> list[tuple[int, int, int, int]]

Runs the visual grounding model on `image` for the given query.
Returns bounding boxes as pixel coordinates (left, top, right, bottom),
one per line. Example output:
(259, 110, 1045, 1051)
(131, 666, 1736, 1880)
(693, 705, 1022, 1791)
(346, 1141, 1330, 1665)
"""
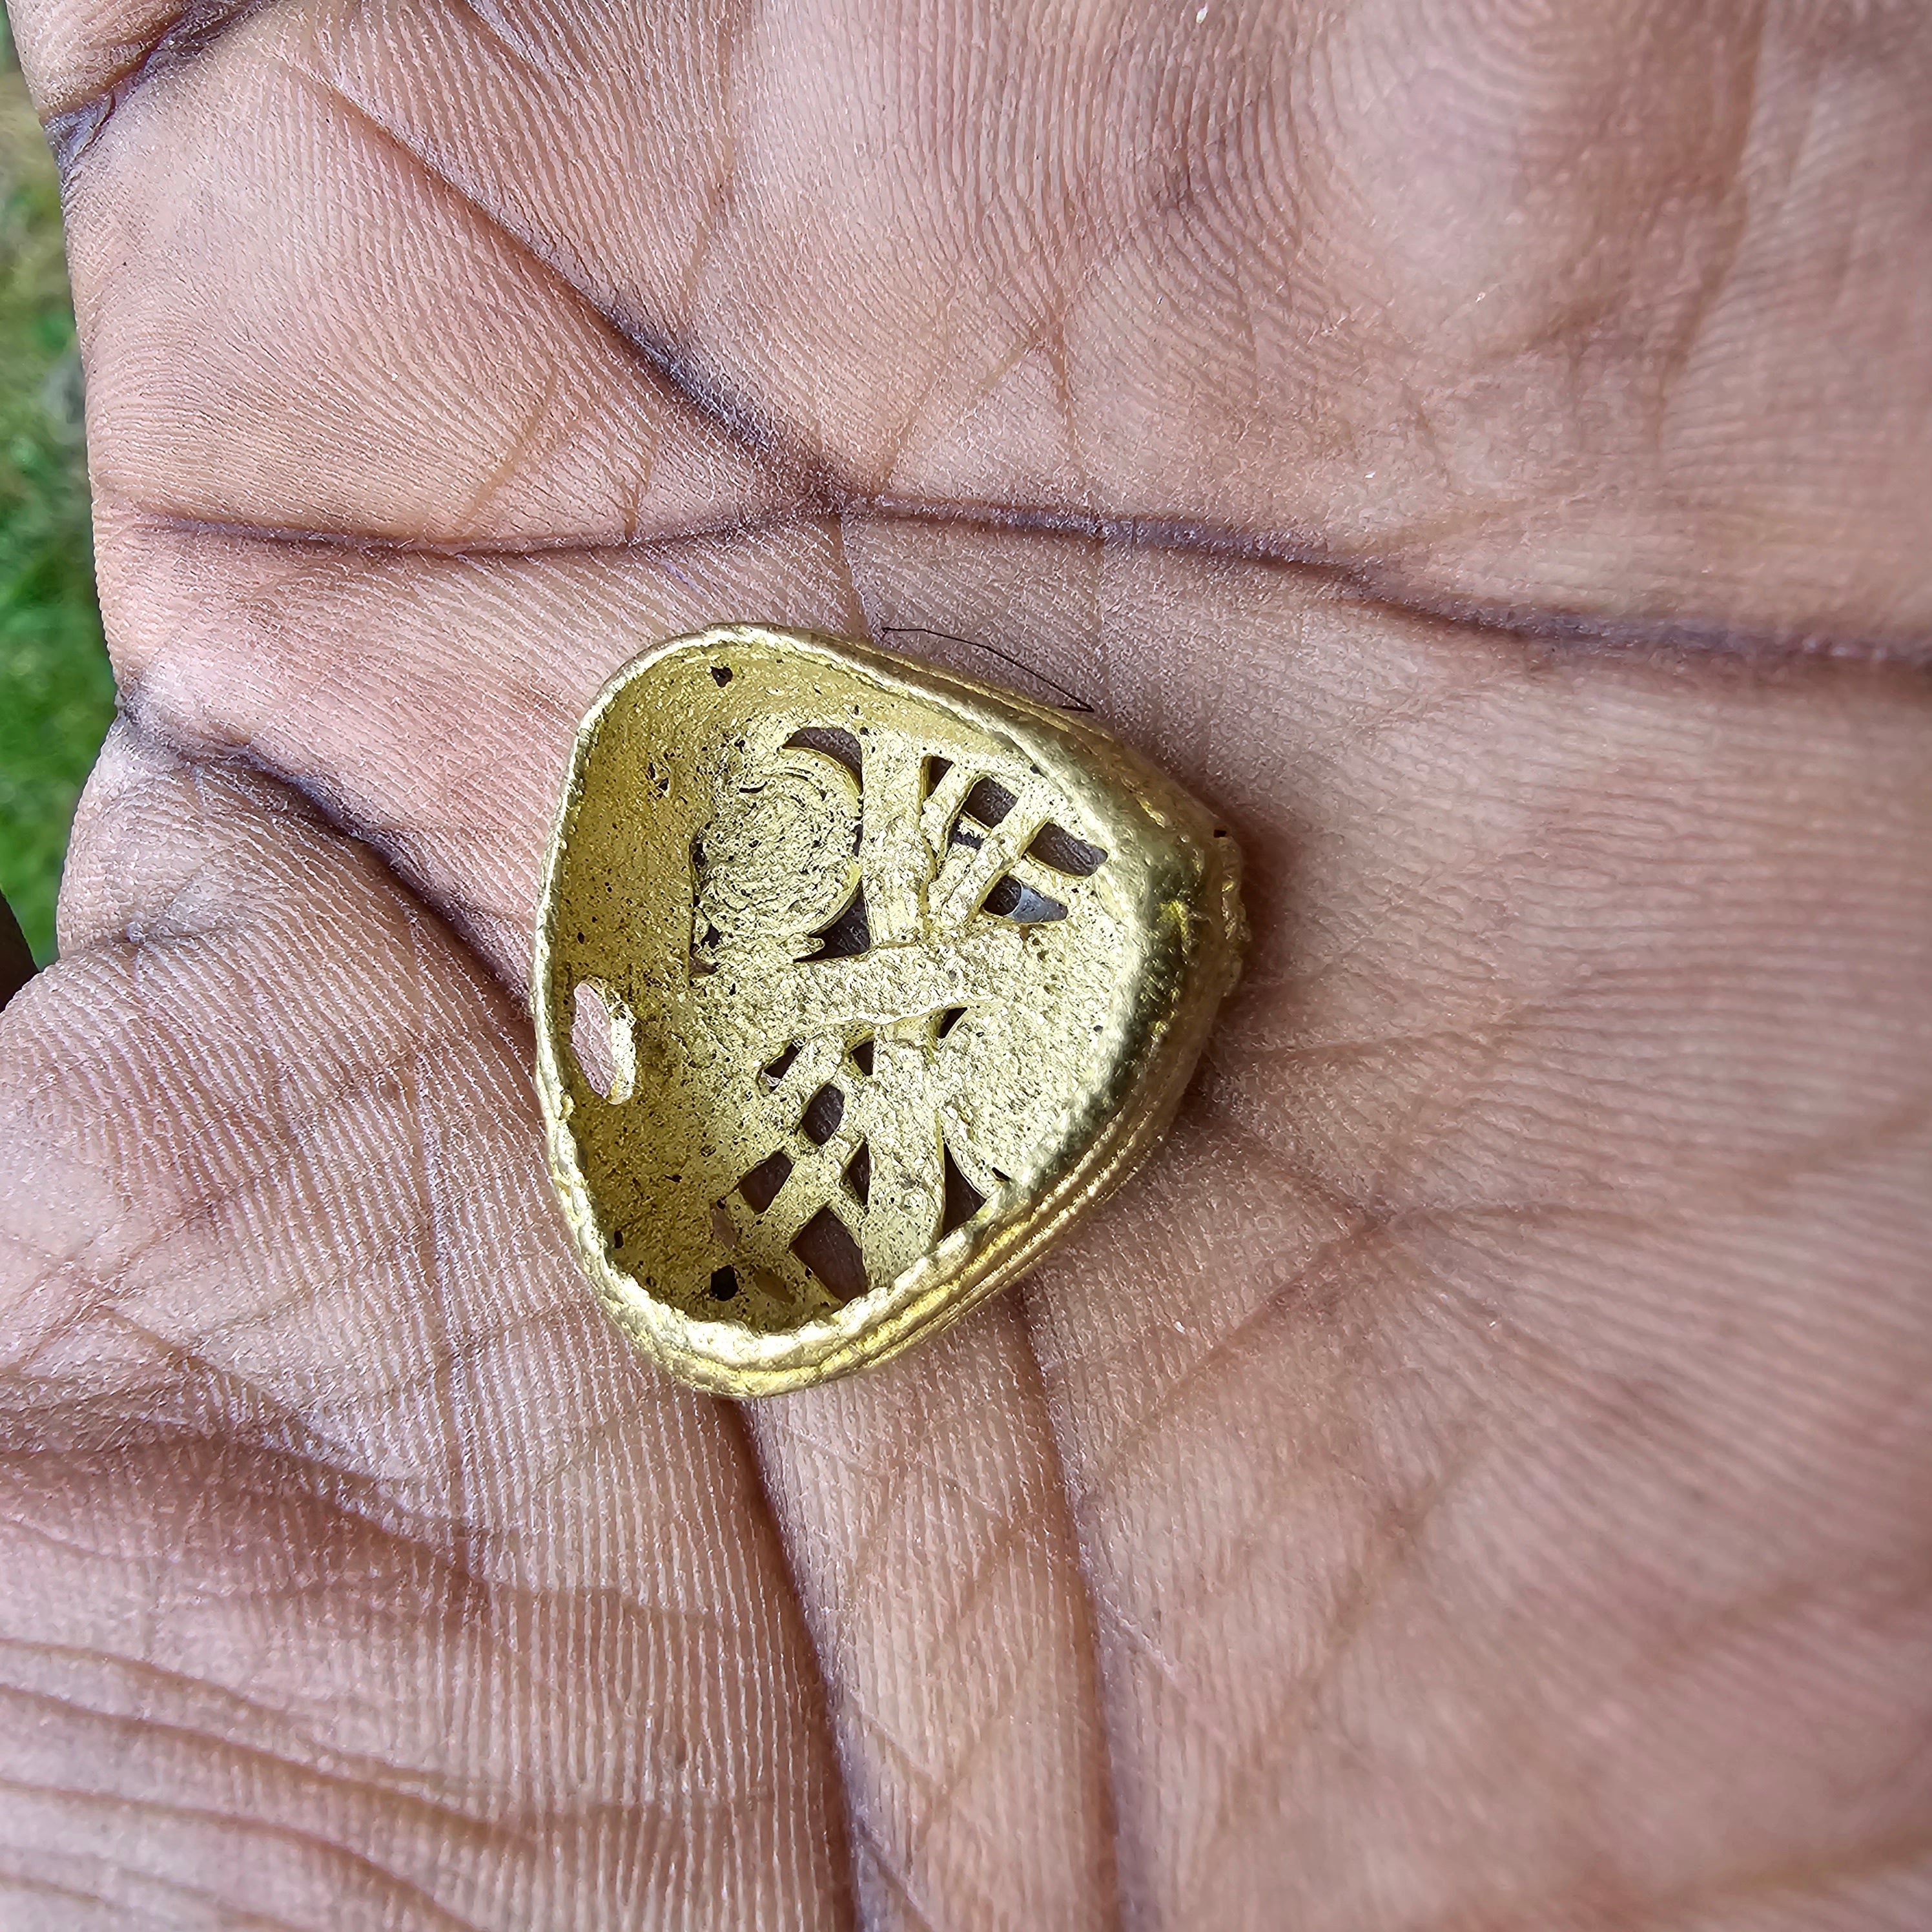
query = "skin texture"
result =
(1, 0, 1929, 1924)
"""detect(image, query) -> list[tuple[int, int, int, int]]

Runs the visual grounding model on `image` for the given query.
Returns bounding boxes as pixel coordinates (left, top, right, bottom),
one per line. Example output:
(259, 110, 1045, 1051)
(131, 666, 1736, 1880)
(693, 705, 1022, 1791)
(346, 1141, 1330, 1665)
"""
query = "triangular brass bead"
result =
(534, 626, 1245, 1395)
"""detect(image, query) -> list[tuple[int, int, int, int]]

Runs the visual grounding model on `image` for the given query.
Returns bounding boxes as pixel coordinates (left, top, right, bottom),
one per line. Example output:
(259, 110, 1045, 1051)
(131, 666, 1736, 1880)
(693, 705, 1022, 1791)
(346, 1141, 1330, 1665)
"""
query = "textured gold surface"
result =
(533, 627, 1245, 1395)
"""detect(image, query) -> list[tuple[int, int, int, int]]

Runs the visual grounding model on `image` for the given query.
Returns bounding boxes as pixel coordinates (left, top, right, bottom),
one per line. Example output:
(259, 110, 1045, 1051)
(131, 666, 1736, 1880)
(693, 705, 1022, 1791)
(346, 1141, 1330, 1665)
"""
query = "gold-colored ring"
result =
(534, 626, 1244, 1395)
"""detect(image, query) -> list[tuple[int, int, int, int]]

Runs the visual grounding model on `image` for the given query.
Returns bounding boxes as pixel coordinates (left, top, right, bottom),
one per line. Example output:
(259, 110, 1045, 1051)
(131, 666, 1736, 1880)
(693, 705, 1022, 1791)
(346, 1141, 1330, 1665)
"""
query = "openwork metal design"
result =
(535, 627, 1244, 1395)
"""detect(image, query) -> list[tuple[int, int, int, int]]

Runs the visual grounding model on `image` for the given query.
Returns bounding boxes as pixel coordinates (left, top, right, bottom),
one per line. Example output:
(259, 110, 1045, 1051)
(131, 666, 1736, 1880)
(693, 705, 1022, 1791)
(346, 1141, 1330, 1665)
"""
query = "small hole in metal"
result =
(981, 876, 1067, 923)
(940, 1142, 985, 1235)
(710, 665, 732, 685)
(1028, 821, 1107, 876)
(792, 1206, 868, 1301)
(801, 1084, 845, 1145)
(785, 726, 863, 784)
(570, 981, 635, 1102)
(962, 777, 1016, 826)
(739, 1150, 794, 1213)
(805, 880, 872, 961)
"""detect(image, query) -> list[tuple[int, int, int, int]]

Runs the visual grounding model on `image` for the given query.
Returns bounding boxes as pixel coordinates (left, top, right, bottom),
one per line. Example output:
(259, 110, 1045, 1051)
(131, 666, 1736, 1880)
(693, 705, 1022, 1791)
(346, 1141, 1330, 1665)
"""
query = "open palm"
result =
(3, 1, 1929, 1924)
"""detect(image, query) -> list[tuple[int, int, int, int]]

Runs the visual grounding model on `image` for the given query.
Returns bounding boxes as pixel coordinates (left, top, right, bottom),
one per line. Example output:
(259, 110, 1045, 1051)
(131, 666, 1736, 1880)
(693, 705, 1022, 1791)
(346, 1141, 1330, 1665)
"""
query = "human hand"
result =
(3, 1, 1928, 1924)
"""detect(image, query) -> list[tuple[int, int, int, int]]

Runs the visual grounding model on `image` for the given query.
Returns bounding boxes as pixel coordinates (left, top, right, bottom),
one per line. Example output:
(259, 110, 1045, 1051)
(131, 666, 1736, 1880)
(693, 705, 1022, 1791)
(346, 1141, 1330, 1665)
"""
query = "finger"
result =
(1, 728, 855, 1927)
(21, 0, 1932, 642)
(46, 1, 783, 548)
(750, 1310, 1121, 1926)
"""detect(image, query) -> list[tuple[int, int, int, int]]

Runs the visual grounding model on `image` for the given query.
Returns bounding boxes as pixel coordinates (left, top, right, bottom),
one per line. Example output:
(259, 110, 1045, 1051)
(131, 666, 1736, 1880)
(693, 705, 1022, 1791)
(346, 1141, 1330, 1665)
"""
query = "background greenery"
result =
(0, 25, 114, 967)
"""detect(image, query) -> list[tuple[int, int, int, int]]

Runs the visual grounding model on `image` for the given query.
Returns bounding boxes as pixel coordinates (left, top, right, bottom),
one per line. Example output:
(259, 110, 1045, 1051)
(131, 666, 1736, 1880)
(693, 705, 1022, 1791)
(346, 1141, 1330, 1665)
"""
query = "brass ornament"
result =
(533, 626, 1244, 1396)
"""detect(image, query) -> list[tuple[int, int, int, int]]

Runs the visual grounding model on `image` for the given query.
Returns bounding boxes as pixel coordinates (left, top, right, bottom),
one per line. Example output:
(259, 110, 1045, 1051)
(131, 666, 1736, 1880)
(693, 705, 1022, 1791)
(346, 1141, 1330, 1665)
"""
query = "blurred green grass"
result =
(0, 25, 114, 967)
